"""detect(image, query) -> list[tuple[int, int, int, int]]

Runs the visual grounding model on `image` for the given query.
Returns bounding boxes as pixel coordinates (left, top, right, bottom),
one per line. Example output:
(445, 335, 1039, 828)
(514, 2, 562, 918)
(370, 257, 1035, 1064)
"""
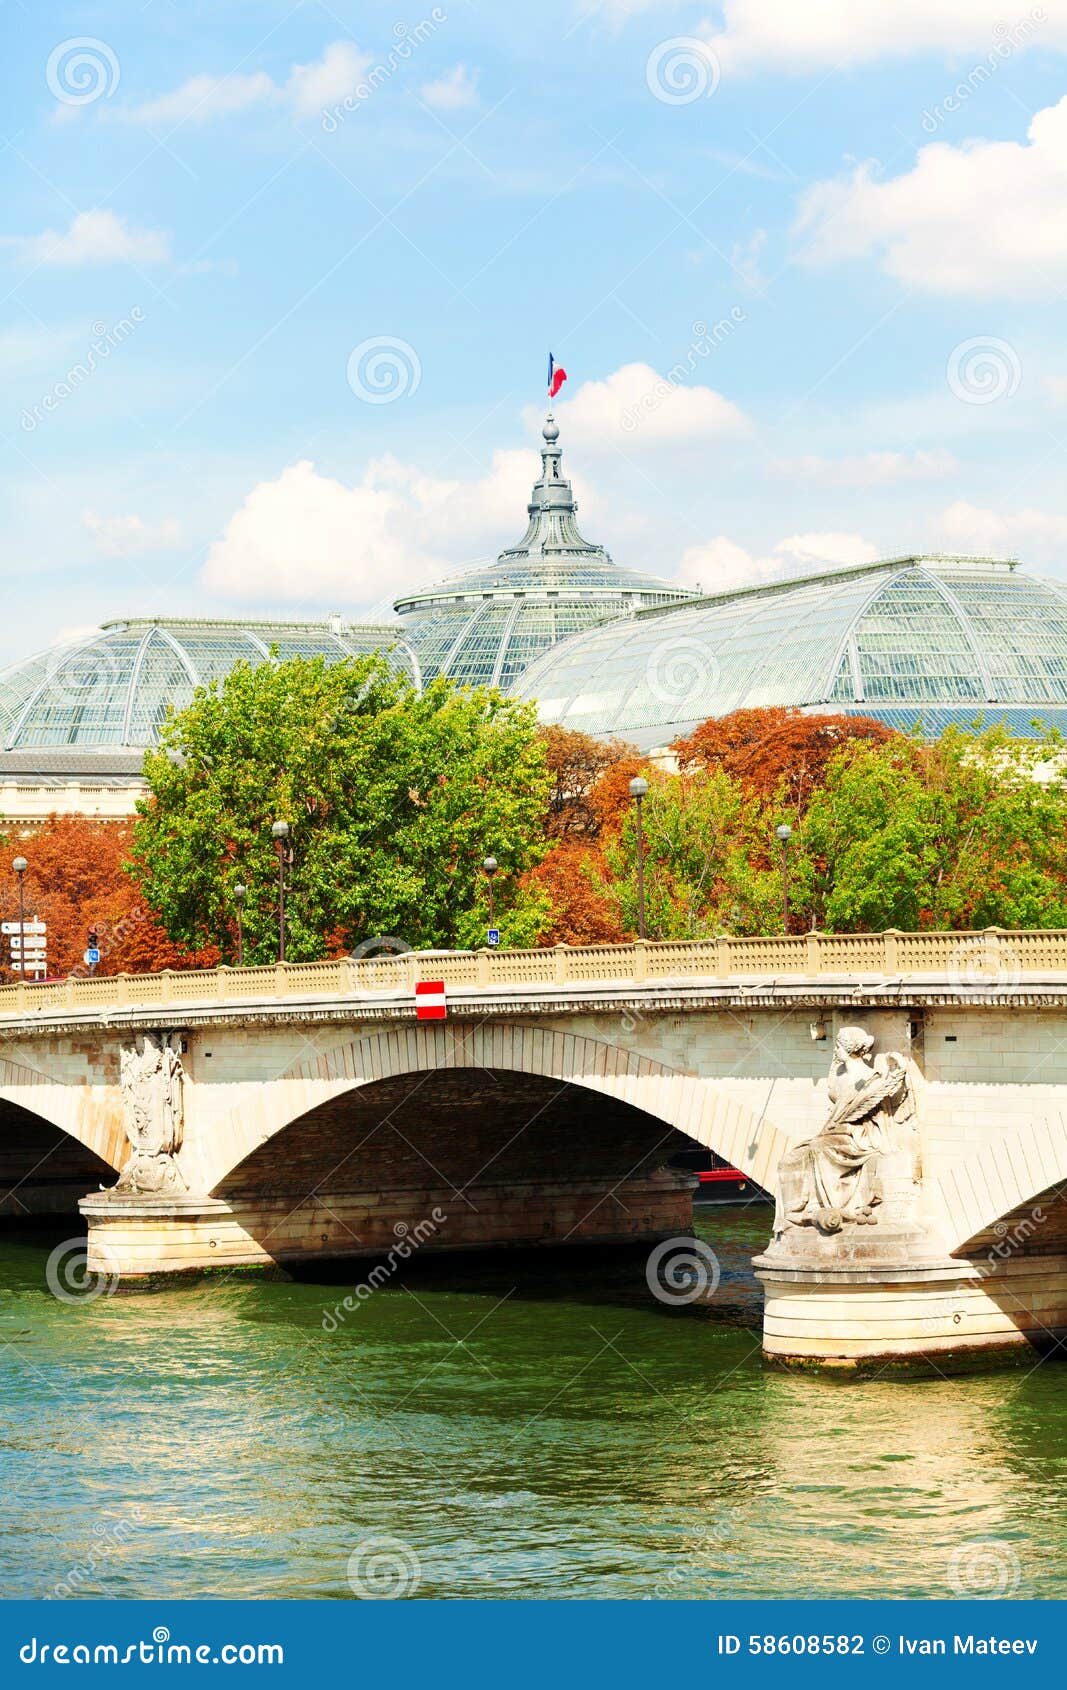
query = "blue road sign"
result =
(487, 928, 500, 948)
(85, 947, 101, 965)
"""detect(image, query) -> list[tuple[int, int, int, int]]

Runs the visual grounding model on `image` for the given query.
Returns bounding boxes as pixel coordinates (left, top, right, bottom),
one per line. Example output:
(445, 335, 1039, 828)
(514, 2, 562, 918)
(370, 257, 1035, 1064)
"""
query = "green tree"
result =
(595, 768, 783, 938)
(796, 726, 1067, 931)
(131, 653, 551, 962)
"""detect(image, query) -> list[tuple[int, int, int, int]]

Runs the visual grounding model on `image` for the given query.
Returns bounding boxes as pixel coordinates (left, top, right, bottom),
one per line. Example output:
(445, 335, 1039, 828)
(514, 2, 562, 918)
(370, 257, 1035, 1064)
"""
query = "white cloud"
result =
(536, 362, 750, 451)
(675, 537, 780, 595)
(932, 499, 1067, 559)
(82, 511, 182, 557)
(125, 71, 275, 127)
(676, 531, 880, 594)
(201, 449, 550, 607)
(2, 210, 169, 268)
(795, 97, 1067, 295)
(702, 1, 1066, 74)
(124, 42, 371, 126)
(285, 42, 372, 117)
(773, 449, 957, 487)
(778, 532, 881, 567)
(421, 64, 479, 111)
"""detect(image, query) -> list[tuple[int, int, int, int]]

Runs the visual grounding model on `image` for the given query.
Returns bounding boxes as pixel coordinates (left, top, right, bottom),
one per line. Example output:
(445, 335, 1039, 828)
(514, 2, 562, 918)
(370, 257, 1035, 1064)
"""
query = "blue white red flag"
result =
(547, 354, 567, 400)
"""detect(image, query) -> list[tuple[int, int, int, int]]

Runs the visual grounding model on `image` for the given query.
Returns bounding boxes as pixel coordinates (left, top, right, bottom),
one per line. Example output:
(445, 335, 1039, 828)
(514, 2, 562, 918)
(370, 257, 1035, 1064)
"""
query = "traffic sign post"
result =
(5, 917, 47, 979)
(84, 948, 101, 967)
(487, 928, 500, 948)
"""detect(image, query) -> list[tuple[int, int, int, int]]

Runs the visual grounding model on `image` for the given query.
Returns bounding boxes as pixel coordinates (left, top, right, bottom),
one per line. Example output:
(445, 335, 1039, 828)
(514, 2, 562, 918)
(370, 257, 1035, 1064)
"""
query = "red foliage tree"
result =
(539, 726, 639, 838)
(525, 738, 653, 944)
(672, 707, 898, 812)
(0, 817, 218, 982)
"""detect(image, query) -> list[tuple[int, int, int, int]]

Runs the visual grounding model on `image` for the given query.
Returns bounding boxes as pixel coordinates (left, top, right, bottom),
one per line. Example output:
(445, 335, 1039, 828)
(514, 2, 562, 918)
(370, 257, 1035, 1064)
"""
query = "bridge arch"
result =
(935, 1109, 1067, 1255)
(0, 1053, 124, 1216)
(202, 1021, 790, 1197)
(0, 1054, 123, 1166)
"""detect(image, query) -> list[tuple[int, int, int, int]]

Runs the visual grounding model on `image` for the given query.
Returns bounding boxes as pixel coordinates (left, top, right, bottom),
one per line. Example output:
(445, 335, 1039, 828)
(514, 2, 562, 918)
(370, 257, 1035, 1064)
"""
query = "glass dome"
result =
(0, 617, 420, 751)
(509, 556, 1067, 747)
(394, 415, 696, 691)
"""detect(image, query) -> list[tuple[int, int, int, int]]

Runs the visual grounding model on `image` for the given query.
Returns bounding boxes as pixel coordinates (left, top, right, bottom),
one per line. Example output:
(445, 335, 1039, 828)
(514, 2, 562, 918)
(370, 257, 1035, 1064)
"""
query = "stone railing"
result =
(0, 927, 1061, 1019)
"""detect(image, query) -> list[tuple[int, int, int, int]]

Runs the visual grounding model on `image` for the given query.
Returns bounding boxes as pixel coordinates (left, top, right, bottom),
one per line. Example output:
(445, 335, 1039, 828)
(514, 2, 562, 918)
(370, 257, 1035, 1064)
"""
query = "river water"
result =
(1, 1205, 1065, 1601)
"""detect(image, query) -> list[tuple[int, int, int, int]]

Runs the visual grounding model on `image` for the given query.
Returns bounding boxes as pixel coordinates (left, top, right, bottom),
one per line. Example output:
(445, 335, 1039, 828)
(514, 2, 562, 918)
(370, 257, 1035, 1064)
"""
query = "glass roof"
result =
(0, 619, 419, 751)
(510, 557, 1067, 747)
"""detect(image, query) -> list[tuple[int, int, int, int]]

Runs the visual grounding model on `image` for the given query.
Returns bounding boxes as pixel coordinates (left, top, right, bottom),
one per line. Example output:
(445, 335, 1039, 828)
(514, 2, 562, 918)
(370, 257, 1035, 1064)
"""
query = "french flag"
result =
(547, 353, 567, 400)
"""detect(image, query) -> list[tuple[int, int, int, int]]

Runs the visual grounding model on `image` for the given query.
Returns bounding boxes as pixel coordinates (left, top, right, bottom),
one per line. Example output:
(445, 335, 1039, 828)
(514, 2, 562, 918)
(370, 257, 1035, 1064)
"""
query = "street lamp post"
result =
(775, 823, 793, 934)
(629, 777, 649, 940)
(482, 856, 498, 930)
(271, 822, 289, 962)
(12, 856, 27, 979)
(234, 883, 247, 968)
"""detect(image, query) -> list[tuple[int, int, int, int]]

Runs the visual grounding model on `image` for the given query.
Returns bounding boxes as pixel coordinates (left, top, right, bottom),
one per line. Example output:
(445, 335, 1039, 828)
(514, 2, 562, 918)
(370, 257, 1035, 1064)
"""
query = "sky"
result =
(4, 0, 1067, 666)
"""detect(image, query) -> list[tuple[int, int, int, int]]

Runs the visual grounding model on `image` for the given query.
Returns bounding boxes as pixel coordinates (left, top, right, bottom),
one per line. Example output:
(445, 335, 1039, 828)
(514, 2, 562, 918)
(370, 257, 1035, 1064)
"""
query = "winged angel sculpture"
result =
(775, 1025, 914, 1236)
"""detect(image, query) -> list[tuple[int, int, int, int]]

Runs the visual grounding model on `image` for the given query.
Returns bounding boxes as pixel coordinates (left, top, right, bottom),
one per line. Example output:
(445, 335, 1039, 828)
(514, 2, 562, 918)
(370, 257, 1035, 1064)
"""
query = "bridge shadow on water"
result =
(282, 1199, 770, 1333)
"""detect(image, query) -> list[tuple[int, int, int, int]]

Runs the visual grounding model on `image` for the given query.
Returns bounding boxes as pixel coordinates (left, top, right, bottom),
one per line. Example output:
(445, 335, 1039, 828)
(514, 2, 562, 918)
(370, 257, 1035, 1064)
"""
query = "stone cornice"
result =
(3, 971, 1067, 1040)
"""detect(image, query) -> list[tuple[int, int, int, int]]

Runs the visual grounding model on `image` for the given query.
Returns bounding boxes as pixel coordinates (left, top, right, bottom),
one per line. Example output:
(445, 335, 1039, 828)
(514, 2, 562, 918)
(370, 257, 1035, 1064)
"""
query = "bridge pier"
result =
(754, 1252, 1067, 1373)
(79, 1169, 696, 1279)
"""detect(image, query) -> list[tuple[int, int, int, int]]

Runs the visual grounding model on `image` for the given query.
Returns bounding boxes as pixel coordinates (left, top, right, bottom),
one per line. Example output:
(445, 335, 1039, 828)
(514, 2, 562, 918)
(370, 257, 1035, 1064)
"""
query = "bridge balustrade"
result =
(0, 926, 1062, 1020)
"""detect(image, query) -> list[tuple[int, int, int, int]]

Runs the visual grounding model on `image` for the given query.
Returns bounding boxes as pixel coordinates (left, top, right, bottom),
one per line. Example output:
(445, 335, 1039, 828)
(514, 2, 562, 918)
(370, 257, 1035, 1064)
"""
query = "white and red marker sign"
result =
(415, 980, 447, 1021)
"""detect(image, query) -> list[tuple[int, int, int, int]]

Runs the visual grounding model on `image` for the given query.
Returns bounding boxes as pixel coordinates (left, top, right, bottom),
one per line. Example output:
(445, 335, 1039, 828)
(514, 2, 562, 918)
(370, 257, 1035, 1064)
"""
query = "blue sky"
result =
(5, 0, 1067, 666)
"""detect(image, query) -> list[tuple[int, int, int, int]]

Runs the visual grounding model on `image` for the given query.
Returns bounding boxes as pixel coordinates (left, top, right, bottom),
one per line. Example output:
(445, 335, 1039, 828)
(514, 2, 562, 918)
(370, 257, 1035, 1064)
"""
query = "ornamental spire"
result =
(496, 412, 612, 567)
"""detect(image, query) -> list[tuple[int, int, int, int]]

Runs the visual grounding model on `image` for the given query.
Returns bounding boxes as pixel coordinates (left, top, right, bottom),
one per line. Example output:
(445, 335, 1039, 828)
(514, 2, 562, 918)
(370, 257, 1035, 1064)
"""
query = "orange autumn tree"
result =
(0, 816, 217, 982)
(672, 706, 898, 813)
(525, 727, 651, 944)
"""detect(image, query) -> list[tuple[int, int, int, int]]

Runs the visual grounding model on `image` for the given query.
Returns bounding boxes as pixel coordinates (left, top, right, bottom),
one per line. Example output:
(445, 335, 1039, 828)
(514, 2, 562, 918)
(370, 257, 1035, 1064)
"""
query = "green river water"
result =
(1, 1205, 1065, 1601)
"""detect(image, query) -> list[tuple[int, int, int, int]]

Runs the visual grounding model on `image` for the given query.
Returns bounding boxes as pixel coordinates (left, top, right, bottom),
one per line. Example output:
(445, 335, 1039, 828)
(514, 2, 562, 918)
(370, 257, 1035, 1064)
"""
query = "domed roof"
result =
(509, 555, 1067, 748)
(393, 415, 696, 691)
(0, 616, 419, 752)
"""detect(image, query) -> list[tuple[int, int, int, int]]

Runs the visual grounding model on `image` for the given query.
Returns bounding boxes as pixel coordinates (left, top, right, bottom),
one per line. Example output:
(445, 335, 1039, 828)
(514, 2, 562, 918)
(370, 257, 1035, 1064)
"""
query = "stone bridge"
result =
(1, 930, 1066, 1374)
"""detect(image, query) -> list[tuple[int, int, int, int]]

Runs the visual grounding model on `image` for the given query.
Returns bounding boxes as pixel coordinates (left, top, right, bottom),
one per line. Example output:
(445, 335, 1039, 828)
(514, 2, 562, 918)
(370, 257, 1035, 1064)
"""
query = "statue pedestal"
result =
(753, 1241, 1067, 1373)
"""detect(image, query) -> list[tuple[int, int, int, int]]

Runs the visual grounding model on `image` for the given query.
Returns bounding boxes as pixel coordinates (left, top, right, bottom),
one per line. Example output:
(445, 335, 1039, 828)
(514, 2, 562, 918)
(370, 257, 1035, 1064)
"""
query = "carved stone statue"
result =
(774, 1025, 914, 1236)
(114, 1032, 186, 1195)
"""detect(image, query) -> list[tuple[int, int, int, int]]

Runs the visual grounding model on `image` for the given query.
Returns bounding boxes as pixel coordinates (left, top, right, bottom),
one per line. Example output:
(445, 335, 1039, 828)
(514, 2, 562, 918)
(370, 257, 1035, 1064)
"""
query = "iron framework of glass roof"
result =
(0, 617, 419, 752)
(394, 415, 696, 690)
(509, 555, 1067, 747)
